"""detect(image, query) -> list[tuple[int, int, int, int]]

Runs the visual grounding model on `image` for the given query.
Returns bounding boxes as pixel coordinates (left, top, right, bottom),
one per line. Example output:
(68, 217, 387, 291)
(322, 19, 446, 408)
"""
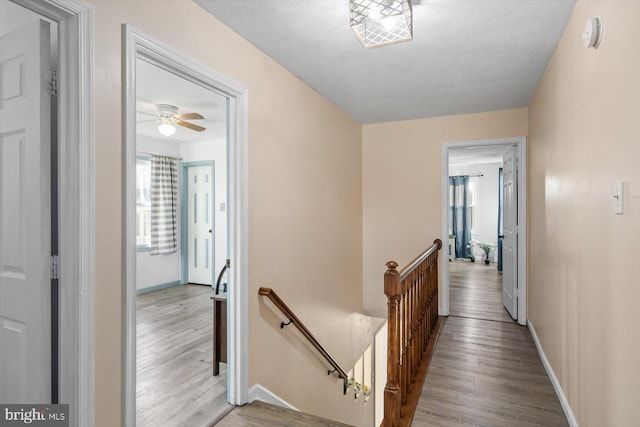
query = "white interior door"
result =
(187, 165, 214, 285)
(502, 146, 518, 319)
(0, 20, 52, 403)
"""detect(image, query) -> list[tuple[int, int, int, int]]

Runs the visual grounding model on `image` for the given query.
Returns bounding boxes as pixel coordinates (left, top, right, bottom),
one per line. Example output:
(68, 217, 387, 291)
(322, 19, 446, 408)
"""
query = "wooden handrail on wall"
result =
(382, 239, 444, 427)
(258, 287, 349, 383)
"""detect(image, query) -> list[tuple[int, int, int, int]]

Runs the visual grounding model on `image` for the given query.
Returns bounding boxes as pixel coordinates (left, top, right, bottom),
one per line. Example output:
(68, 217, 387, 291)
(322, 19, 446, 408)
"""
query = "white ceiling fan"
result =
(137, 104, 206, 136)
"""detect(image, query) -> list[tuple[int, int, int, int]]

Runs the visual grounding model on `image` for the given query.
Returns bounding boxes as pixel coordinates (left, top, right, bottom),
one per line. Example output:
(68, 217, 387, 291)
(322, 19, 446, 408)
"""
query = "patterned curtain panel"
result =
(150, 155, 179, 255)
(449, 175, 471, 259)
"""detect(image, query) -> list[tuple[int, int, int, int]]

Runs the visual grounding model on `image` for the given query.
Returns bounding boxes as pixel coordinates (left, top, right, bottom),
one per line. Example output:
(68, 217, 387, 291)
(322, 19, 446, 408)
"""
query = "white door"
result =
(0, 20, 52, 403)
(502, 146, 518, 319)
(187, 165, 214, 285)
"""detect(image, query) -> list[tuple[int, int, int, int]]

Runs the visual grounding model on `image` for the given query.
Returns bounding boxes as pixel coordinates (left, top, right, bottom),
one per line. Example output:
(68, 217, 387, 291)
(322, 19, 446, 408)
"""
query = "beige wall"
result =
(528, 1, 640, 426)
(91, 1, 367, 425)
(362, 109, 528, 315)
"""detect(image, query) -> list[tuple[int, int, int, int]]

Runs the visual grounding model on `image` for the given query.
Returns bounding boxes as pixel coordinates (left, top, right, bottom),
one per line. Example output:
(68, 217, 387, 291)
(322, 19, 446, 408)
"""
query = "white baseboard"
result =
(528, 320, 579, 427)
(248, 384, 298, 411)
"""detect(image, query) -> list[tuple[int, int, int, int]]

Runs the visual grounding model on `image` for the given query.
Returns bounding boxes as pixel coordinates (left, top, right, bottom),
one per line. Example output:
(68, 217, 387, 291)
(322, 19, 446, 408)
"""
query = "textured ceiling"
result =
(196, 0, 575, 124)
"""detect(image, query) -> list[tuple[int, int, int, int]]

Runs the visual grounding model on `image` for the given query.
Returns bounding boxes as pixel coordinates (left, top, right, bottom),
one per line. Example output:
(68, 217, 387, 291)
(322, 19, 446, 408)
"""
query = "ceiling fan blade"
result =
(136, 110, 157, 117)
(174, 112, 204, 120)
(136, 119, 159, 124)
(176, 119, 206, 132)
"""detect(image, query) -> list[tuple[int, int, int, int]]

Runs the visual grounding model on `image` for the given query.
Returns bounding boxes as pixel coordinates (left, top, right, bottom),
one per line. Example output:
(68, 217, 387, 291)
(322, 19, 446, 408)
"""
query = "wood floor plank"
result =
(216, 401, 353, 427)
(411, 262, 568, 426)
(448, 261, 513, 323)
(137, 284, 231, 427)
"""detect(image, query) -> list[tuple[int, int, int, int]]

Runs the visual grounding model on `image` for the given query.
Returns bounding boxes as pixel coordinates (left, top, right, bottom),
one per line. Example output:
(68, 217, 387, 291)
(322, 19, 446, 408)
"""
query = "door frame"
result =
(441, 136, 527, 326)
(10, 0, 94, 425)
(181, 161, 216, 286)
(123, 24, 249, 426)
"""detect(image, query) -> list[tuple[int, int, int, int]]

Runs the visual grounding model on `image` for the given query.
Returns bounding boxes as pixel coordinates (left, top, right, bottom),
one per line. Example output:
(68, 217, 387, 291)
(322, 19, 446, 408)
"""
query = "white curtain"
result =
(150, 155, 179, 255)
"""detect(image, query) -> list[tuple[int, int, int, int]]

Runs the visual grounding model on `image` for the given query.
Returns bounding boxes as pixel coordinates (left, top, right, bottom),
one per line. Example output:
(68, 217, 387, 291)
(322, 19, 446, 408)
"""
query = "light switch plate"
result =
(613, 181, 624, 214)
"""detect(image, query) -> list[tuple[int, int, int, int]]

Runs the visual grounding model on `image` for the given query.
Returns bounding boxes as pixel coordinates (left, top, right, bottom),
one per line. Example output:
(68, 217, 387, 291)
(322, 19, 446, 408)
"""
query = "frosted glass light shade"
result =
(158, 122, 176, 136)
(350, 0, 413, 49)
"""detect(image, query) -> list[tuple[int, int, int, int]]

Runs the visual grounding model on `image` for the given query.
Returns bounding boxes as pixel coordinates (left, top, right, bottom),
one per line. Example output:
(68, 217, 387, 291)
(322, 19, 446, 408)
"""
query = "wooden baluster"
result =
(424, 263, 429, 349)
(421, 264, 425, 353)
(424, 265, 429, 347)
(413, 267, 422, 364)
(401, 278, 408, 404)
(429, 260, 433, 332)
(429, 257, 435, 332)
(383, 261, 401, 427)
(415, 273, 420, 374)
(406, 284, 410, 399)
(411, 275, 416, 376)
(421, 263, 426, 355)
(434, 243, 440, 331)
(415, 270, 420, 370)
(431, 259, 436, 332)
(407, 273, 416, 382)
(404, 278, 409, 399)
(416, 269, 421, 367)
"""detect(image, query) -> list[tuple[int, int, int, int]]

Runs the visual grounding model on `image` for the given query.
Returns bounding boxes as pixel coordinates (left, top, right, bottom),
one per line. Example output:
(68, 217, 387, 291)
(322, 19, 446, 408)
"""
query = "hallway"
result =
(411, 262, 568, 426)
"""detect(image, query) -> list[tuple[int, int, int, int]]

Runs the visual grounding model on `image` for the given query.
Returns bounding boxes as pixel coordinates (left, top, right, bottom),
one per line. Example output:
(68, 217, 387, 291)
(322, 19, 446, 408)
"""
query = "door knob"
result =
(209, 229, 212, 233)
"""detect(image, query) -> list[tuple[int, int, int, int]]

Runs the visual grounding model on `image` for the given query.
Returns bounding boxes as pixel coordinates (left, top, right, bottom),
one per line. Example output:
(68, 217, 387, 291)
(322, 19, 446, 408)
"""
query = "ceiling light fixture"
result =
(350, 0, 413, 49)
(158, 119, 176, 137)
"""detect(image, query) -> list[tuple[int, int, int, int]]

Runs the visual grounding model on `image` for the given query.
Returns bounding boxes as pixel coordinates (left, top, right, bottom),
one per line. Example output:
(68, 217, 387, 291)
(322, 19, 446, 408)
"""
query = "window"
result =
(136, 156, 151, 250)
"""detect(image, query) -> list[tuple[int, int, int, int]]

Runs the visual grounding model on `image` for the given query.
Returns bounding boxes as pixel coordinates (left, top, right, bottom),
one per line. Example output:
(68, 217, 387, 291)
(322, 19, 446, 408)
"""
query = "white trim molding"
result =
(528, 320, 579, 427)
(441, 136, 527, 326)
(248, 384, 299, 411)
(122, 25, 249, 426)
(11, 1, 95, 426)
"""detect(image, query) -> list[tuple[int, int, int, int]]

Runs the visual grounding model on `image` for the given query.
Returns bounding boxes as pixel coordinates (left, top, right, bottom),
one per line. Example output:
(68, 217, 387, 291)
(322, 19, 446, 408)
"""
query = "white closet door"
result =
(187, 165, 214, 285)
(502, 146, 518, 320)
(0, 20, 52, 403)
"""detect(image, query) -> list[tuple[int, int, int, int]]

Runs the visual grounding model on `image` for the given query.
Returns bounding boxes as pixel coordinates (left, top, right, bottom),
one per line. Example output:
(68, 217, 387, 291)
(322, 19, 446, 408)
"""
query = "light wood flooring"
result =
(412, 317, 568, 426)
(411, 261, 568, 426)
(448, 261, 513, 323)
(215, 401, 353, 427)
(137, 284, 231, 427)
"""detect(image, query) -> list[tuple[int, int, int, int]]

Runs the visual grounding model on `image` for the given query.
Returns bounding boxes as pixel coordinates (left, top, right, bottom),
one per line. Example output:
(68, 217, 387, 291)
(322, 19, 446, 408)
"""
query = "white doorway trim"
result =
(441, 136, 527, 326)
(123, 25, 249, 426)
(10, 0, 94, 425)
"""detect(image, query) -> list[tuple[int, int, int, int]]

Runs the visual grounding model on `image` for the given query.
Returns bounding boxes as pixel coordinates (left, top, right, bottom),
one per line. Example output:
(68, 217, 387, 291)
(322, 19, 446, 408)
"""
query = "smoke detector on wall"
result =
(583, 16, 603, 49)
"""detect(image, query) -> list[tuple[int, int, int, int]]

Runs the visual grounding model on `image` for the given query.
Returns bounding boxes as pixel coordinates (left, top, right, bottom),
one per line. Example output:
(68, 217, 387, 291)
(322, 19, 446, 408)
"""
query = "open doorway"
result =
(441, 137, 527, 326)
(123, 25, 249, 427)
(133, 58, 231, 426)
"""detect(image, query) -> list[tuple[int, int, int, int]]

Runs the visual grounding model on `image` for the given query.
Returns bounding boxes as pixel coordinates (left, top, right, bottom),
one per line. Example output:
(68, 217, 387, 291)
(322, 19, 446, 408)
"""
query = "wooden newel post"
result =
(383, 261, 401, 427)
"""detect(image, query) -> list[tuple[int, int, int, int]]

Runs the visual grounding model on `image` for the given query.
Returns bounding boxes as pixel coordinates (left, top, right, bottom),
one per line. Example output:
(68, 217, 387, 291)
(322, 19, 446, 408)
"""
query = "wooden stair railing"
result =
(258, 287, 349, 391)
(382, 239, 444, 427)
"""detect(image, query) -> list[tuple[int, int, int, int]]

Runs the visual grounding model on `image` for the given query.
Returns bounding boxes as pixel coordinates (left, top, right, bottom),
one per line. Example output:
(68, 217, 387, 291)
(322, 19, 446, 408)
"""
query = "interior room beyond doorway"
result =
(134, 57, 231, 426)
(442, 138, 527, 326)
